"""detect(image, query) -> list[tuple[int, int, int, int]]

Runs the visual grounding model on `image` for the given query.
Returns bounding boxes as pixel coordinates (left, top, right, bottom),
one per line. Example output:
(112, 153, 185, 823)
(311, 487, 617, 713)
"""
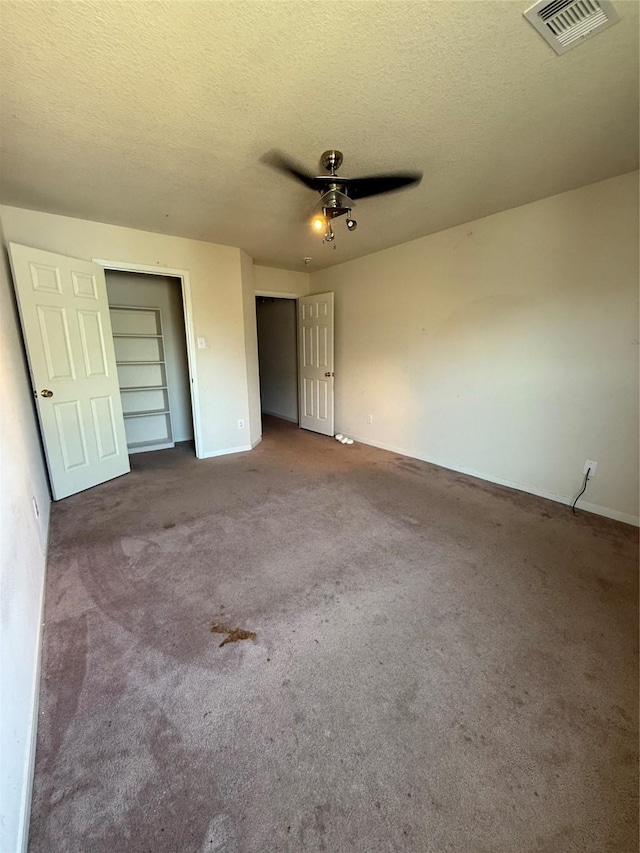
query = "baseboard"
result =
(250, 436, 262, 449)
(347, 433, 639, 528)
(16, 521, 50, 852)
(201, 444, 253, 459)
(577, 501, 639, 527)
(262, 410, 298, 424)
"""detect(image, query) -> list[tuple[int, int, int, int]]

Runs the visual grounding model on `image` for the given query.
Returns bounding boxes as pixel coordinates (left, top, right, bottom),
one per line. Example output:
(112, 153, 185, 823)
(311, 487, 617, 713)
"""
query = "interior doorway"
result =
(104, 269, 196, 456)
(255, 296, 298, 426)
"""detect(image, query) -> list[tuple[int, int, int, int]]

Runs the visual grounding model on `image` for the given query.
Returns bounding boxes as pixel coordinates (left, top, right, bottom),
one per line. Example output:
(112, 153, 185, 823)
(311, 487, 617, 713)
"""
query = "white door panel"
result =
(9, 243, 130, 500)
(298, 292, 334, 436)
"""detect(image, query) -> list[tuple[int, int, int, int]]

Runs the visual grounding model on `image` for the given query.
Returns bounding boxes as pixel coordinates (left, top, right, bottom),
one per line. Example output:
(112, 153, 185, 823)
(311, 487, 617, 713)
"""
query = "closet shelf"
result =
(116, 359, 166, 365)
(127, 438, 175, 451)
(120, 385, 168, 392)
(124, 409, 171, 419)
(112, 333, 162, 338)
(110, 304, 174, 454)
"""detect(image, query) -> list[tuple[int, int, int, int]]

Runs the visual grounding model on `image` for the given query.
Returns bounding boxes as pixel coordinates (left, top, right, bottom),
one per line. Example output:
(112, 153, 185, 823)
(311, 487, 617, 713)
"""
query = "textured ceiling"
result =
(0, 1, 638, 271)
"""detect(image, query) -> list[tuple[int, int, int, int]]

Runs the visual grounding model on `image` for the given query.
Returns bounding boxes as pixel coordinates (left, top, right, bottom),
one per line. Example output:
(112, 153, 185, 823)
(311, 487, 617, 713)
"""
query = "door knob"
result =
(41, 389, 53, 398)
(324, 372, 334, 377)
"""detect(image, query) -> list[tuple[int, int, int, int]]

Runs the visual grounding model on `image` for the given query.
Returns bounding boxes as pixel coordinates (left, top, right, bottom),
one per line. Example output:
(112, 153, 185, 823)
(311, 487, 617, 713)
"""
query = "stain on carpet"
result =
(210, 623, 257, 647)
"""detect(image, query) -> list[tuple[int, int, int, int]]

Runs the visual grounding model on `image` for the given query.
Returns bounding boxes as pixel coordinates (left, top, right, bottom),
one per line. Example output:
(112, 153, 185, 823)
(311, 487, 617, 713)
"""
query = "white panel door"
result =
(298, 291, 334, 436)
(9, 243, 130, 500)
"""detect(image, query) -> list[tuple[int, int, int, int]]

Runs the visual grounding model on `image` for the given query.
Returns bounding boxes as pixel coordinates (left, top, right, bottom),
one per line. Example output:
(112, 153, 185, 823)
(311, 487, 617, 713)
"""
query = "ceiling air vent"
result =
(524, 0, 620, 54)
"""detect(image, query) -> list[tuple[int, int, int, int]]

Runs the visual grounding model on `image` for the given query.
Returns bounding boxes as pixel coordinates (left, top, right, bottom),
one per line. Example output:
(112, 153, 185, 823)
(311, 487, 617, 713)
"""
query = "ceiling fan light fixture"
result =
(264, 148, 423, 239)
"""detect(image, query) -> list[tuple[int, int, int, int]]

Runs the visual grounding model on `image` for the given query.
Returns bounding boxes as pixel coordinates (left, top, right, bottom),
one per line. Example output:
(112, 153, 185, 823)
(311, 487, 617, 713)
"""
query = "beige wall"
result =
(0, 224, 51, 851)
(311, 172, 639, 524)
(105, 271, 193, 442)
(0, 206, 254, 458)
(254, 264, 310, 297)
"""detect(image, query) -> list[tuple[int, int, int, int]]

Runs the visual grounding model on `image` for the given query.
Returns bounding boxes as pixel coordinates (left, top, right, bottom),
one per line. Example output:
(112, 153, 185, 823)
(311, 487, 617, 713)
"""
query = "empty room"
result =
(0, 2, 638, 852)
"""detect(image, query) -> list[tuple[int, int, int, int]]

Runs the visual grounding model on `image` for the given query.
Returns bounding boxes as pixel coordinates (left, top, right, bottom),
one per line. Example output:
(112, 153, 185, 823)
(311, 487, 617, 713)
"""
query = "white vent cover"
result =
(524, 0, 620, 54)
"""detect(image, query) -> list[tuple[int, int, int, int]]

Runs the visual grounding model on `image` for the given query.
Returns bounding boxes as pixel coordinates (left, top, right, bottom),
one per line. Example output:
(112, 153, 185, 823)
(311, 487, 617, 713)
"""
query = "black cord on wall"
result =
(572, 468, 591, 515)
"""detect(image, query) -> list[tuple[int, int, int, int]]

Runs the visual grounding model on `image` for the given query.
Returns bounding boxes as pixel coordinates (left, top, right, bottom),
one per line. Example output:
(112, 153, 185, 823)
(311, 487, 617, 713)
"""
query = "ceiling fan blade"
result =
(260, 149, 325, 191)
(340, 172, 422, 200)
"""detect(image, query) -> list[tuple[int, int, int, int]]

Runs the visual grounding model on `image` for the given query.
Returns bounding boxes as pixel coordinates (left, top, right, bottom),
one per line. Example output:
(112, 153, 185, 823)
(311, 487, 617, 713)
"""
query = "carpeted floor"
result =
(29, 416, 638, 852)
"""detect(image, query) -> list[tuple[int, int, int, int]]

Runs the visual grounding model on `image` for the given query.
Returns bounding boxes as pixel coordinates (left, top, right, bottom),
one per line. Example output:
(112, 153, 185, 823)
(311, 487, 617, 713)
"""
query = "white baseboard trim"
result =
(576, 501, 638, 527)
(201, 444, 253, 459)
(262, 410, 298, 424)
(250, 436, 262, 449)
(347, 433, 639, 527)
(16, 526, 50, 852)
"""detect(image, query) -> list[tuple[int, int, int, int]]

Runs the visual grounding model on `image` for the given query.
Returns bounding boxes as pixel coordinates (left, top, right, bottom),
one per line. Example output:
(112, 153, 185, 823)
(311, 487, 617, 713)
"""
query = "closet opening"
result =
(255, 296, 298, 428)
(105, 269, 196, 456)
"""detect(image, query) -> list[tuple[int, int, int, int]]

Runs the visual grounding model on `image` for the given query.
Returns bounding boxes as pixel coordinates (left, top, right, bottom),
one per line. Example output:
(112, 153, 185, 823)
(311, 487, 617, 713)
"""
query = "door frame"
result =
(255, 290, 301, 299)
(93, 258, 203, 458)
(254, 291, 300, 426)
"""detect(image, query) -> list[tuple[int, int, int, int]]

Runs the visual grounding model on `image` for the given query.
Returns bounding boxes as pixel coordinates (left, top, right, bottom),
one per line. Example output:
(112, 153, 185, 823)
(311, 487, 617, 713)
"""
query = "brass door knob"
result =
(41, 389, 53, 398)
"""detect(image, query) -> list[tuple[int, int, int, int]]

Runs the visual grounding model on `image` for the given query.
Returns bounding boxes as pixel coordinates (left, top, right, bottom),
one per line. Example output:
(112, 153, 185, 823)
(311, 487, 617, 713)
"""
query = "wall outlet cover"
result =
(584, 460, 598, 478)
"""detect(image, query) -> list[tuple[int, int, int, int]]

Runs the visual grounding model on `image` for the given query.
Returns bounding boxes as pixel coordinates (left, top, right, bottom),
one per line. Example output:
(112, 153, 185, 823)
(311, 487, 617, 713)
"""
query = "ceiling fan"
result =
(263, 149, 422, 243)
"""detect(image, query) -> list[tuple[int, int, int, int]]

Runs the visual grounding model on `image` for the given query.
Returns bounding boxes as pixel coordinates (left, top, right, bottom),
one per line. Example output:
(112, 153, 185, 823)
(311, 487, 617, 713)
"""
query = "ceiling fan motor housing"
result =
(320, 150, 343, 174)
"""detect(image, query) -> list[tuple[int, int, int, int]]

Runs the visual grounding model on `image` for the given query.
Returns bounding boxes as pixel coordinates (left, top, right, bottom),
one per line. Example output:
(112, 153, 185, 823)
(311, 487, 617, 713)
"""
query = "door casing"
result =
(93, 258, 203, 459)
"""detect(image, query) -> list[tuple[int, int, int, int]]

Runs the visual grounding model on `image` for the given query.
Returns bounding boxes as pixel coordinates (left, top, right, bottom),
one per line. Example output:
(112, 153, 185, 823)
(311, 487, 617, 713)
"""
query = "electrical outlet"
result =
(238, 419, 245, 430)
(367, 414, 373, 424)
(32, 497, 39, 519)
(583, 460, 598, 478)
